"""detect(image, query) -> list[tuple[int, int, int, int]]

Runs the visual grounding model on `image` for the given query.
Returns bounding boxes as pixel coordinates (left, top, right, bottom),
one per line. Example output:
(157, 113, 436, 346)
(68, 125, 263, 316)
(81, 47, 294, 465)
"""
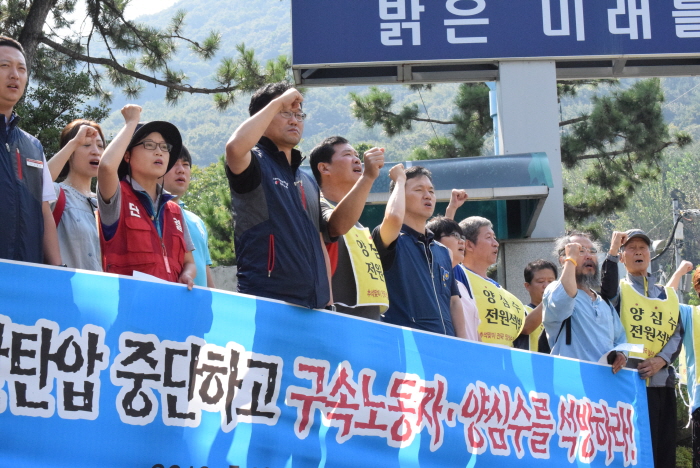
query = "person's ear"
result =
(124, 151, 131, 164)
(318, 162, 331, 176)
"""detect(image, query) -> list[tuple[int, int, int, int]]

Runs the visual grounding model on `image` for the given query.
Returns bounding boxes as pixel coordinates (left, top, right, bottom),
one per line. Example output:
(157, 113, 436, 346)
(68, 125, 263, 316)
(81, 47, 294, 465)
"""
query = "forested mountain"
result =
(97, 0, 457, 164)
(98, 0, 700, 276)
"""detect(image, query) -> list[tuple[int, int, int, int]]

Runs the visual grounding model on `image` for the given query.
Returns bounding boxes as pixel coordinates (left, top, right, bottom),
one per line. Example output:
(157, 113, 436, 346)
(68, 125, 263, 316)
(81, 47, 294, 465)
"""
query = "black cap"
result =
(118, 121, 182, 180)
(623, 229, 651, 247)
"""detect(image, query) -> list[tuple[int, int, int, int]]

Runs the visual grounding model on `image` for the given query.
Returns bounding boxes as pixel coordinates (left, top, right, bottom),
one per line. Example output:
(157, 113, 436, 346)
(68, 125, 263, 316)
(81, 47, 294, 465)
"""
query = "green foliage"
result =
(590, 139, 700, 281)
(182, 156, 235, 266)
(15, 70, 109, 158)
(350, 87, 420, 137)
(677, 445, 693, 468)
(350, 83, 490, 160)
(562, 79, 692, 225)
(350, 78, 691, 226)
(1, 0, 292, 109)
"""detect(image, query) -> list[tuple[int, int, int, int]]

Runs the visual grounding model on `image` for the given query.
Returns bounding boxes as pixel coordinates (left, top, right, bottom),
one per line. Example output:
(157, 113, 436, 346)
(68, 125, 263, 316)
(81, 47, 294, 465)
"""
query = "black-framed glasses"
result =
(279, 111, 307, 121)
(446, 232, 466, 241)
(133, 140, 172, 152)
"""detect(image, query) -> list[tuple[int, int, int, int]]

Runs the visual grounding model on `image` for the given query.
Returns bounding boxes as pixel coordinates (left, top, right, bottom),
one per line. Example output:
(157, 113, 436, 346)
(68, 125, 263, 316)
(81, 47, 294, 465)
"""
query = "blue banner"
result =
(292, 0, 700, 66)
(0, 260, 651, 467)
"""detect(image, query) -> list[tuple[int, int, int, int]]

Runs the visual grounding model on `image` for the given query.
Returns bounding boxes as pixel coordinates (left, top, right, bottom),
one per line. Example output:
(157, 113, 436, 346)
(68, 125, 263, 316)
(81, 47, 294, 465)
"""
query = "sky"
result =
(123, 0, 181, 20)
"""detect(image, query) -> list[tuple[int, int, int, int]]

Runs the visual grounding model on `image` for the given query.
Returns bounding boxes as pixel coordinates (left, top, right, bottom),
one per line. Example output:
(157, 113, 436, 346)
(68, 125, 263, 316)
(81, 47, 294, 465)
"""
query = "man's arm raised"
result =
(225, 88, 303, 175)
(445, 189, 468, 220)
(561, 243, 584, 298)
(377, 164, 406, 248)
(326, 147, 384, 237)
(667, 260, 694, 291)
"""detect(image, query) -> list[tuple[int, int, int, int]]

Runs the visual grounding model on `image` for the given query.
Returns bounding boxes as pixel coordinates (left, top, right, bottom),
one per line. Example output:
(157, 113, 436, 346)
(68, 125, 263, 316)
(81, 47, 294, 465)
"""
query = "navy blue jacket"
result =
(374, 225, 456, 336)
(226, 138, 330, 309)
(0, 114, 45, 263)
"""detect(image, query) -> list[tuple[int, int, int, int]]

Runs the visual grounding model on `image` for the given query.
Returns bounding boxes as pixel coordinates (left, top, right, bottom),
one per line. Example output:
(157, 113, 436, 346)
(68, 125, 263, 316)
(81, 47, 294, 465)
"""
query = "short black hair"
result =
(177, 145, 192, 165)
(309, 136, 349, 185)
(426, 216, 463, 240)
(524, 259, 559, 284)
(0, 36, 25, 57)
(248, 81, 299, 116)
(389, 165, 432, 193)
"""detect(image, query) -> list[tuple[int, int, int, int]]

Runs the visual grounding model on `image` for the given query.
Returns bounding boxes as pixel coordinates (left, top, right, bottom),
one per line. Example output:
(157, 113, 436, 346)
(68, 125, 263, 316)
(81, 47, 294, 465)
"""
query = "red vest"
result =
(100, 181, 186, 282)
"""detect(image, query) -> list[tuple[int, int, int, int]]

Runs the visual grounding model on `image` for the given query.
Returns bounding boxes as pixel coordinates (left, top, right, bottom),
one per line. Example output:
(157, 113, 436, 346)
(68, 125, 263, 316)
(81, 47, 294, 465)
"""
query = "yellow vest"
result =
(465, 268, 525, 347)
(340, 225, 389, 312)
(524, 305, 545, 352)
(692, 306, 700, 385)
(619, 279, 679, 360)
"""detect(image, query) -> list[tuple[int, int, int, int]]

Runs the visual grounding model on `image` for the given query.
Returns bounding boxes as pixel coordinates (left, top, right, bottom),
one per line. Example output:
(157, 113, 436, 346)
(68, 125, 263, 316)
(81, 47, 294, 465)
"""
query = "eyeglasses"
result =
(279, 111, 307, 121)
(133, 140, 172, 152)
(446, 232, 466, 241)
(559, 247, 598, 256)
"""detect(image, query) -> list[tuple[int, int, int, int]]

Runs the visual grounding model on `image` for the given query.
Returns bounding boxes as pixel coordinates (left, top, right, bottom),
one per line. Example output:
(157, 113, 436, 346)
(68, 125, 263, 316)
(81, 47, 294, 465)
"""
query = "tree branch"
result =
(40, 36, 237, 94)
(559, 116, 588, 127)
(18, 0, 58, 76)
(374, 108, 454, 125)
(575, 141, 674, 161)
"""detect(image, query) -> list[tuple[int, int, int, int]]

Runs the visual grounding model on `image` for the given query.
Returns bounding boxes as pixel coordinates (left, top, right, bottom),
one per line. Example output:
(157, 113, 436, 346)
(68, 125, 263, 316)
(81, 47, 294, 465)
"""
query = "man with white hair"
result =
(542, 231, 627, 372)
(600, 229, 691, 467)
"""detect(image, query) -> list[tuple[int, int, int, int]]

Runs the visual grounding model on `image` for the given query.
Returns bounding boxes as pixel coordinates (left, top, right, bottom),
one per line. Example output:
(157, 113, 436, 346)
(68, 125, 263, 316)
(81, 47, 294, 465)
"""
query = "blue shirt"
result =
(179, 202, 212, 287)
(680, 304, 700, 413)
(543, 280, 627, 362)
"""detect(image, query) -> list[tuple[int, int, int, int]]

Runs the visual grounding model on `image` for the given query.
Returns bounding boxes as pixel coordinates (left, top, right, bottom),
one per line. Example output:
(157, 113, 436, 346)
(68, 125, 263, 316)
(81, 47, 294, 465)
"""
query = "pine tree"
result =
(183, 157, 235, 266)
(350, 79, 691, 226)
(2, 0, 290, 109)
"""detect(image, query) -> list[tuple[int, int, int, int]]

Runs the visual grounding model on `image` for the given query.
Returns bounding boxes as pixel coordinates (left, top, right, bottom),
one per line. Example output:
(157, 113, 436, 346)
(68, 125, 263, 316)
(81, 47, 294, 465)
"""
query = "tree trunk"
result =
(17, 0, 58, 76)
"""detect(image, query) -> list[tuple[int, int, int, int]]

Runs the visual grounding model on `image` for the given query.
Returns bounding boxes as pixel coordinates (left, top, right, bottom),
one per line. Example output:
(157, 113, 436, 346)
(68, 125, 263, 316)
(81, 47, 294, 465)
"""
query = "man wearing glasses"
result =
(225, 82, 331, 309)
(542, 231, 627, 371)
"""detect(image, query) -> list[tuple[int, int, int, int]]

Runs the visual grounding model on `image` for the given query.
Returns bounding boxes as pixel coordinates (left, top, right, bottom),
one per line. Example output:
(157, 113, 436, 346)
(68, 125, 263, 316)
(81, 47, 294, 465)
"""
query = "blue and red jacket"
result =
(228, 140, 330, 309)
(0, 113, 46, 263)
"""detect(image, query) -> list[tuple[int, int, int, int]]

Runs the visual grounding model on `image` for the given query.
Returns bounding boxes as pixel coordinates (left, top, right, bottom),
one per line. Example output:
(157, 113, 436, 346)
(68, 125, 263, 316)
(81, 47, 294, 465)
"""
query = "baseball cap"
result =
(118, 121, 183, 180)
(623, 229, 651, 247)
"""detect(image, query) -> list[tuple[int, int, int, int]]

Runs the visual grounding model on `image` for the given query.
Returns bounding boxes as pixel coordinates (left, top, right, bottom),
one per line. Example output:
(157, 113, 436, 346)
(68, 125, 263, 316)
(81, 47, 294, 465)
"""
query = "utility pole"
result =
(673, 198, 685, 302)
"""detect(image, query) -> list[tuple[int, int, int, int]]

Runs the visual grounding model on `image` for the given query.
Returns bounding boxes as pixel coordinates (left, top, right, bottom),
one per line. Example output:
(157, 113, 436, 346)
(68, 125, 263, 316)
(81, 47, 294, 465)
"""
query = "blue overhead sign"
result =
(292, 0, 700, 66)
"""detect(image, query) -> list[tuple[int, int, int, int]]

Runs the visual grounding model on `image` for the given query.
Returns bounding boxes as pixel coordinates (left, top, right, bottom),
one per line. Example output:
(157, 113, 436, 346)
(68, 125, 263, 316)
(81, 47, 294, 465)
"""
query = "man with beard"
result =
(542, 231, 627, 372)
(600, 229, 691, 467)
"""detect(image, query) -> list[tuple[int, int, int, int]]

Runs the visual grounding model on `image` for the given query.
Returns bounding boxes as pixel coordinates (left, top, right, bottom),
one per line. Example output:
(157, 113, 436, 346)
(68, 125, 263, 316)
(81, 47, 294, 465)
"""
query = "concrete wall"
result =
(210, 265, 237, 293)
(497, 238, 559, 304)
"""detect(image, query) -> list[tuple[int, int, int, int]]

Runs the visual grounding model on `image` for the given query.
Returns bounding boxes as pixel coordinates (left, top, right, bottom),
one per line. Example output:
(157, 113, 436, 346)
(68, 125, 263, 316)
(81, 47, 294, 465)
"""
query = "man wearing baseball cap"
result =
(601, 228, 692, 467)
(97, 104, 196, 288)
